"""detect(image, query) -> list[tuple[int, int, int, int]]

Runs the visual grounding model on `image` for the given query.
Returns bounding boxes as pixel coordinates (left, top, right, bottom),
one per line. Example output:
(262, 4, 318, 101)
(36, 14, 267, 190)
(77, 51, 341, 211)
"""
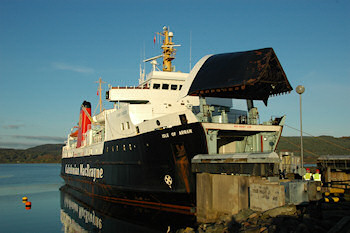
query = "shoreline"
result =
(177, 201, 350, 233)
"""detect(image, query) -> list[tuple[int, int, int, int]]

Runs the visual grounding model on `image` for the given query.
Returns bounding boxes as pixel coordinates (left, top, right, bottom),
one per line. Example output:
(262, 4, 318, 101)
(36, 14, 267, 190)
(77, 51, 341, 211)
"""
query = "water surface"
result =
(0, 164, 195, 232)
(0, 164, 63, 232)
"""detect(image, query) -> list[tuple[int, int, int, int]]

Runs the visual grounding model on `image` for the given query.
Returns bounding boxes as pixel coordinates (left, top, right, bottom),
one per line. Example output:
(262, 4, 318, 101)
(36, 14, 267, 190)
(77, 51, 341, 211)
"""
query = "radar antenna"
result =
(143, 26, 181, 72)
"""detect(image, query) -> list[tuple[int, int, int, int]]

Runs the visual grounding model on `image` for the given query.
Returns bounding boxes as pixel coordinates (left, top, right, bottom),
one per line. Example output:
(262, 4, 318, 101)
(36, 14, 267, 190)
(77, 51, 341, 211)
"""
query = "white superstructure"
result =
(62, 26, 289, 162)
(62, 27, 202, 158)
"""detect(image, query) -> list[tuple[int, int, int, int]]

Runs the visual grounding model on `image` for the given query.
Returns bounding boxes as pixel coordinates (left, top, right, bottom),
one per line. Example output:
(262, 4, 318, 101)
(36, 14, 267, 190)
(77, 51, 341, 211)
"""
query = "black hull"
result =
(61, 122, 208, 210)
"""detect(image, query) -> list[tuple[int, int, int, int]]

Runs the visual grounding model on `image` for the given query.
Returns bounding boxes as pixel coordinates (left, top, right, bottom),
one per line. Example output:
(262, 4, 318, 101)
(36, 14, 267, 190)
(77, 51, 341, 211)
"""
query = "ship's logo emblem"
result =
(164, 175, 173, 189)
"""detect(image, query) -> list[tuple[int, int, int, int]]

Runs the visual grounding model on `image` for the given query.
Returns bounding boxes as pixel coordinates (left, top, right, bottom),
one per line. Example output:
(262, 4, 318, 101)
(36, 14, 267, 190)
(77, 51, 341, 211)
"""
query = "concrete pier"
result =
(196, 173, 322, 223)
(249, 181, 285, 211)
(196, 173, 249, 223)
(196, 173, 288, 223)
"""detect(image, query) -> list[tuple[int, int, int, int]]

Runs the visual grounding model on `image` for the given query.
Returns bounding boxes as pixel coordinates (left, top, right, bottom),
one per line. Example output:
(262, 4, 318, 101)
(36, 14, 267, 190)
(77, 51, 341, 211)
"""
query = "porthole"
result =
(129, 144, 132, 150)
(156, 120, 160, 126)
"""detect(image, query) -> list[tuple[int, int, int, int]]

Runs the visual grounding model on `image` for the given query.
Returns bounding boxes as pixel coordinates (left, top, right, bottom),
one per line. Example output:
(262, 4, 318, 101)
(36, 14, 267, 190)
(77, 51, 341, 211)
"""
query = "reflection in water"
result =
(60, 185, 196, 233)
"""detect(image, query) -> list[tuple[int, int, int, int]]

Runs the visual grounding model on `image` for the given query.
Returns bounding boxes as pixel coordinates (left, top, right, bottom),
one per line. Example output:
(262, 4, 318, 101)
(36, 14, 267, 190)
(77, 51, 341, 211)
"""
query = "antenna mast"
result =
(189, 30, 192, 72)
(143, 26, 180, 72)
(160, 26, 180, 72)
(95, 77, 106, 113)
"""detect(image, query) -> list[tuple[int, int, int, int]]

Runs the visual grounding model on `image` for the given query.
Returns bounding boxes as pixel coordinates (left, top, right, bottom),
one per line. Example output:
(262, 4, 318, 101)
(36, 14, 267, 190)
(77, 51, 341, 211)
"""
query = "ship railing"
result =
(111, 86, 150, 90)
(92, 134, 103, 144)
(70, 142, 77, 148)
(62, 146, 74, 158)
(198, 113, 284, 126)
(91, 128, 104, 144)
(65, 139, 77, 149)
(80, 127, 105, 146)
(197, 113, 250, 124)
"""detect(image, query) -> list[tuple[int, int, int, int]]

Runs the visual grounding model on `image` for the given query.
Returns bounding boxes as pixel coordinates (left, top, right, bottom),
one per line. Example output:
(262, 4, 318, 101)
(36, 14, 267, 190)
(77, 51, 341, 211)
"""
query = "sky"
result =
(0, 0, 349, 149)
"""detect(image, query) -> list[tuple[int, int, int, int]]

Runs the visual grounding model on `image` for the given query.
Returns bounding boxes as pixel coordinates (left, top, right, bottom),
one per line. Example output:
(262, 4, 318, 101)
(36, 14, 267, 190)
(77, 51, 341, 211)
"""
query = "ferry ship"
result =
(61, 26, 293, 212)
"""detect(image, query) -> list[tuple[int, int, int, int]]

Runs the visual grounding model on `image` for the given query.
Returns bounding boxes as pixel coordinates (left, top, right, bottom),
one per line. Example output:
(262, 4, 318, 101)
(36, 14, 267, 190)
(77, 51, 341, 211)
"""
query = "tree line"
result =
(0, 136, 349, 163)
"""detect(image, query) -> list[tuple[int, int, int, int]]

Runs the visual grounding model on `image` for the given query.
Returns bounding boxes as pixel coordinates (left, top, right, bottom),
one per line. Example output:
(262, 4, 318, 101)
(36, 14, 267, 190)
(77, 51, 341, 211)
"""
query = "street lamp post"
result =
(296, 85, 305, 169)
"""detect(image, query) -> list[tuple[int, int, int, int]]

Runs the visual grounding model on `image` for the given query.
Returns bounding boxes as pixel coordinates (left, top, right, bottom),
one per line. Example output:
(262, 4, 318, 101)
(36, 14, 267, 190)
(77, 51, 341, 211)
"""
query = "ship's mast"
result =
(142, 26, 180, 73)
(95, 77, 106, 113)
(160, 26, 180, 72)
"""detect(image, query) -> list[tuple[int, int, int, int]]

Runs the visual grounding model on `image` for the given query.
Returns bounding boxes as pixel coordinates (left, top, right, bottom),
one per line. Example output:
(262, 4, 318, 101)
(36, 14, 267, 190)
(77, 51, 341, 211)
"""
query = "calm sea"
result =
(0, 164, 63, 232)
(0, 164, 194, 233)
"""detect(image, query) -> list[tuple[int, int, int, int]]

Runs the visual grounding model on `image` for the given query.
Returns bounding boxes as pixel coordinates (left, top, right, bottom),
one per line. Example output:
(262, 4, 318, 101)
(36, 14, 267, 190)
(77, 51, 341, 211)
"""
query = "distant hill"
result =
(0, 136, 349, 163)
(0, 144, 63, 163)
(277, 136, 350, 163)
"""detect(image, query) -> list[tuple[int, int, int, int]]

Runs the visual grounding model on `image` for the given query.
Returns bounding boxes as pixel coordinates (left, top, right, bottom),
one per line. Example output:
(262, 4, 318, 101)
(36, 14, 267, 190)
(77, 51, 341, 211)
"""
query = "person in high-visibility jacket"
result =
(313, 169, 322, 181)
(303, 168, 312, 180)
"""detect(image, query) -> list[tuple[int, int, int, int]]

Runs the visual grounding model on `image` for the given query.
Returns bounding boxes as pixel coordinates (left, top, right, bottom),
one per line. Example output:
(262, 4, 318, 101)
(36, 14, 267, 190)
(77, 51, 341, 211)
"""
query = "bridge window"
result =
(179, 85, 183, 90)
(171, 84, 178, 90)
(153, 83, 160, 89)
(162, 84, 169, 90)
